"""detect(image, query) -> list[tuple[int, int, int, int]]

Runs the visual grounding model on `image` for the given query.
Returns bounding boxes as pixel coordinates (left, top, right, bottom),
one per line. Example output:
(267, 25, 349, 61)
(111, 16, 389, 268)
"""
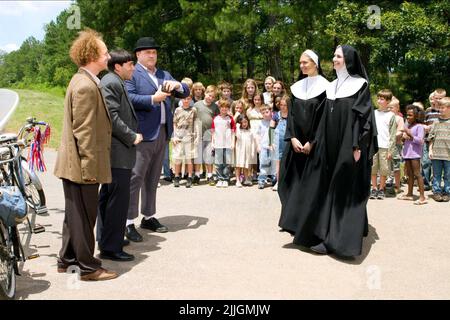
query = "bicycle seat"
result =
(0, 133, 18, 144)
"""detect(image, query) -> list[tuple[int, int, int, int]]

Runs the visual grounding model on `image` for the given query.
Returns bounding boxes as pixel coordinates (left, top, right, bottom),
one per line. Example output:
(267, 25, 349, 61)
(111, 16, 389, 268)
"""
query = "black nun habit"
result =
(291, 45, 378, 257)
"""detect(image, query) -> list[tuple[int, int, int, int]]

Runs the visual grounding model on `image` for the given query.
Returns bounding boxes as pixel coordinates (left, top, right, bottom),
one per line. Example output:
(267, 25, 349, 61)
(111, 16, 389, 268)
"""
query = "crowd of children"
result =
(168, 79, 288, 190)
(167, 80, 449, 203)
(370, 88, 450, 204)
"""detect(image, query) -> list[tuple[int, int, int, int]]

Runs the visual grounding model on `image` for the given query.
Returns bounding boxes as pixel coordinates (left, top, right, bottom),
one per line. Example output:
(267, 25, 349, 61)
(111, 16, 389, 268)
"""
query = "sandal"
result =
(398, 195, 414, 200)
(413, 199, 428, 205)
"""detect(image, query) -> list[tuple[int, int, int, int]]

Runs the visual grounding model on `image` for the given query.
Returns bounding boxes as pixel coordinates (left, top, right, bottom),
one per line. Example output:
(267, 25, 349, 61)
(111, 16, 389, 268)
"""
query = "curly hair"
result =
(70, 28, 104, 67)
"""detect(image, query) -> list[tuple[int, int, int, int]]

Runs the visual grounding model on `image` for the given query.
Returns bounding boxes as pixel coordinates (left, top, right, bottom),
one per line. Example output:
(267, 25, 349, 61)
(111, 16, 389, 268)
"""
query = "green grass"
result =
(4, 88, 65, 149)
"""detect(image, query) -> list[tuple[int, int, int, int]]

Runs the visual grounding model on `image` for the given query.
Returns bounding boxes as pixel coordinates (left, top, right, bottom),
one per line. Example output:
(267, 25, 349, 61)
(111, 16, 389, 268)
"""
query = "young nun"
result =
(277, 49, 329, 235)
(292, 45, 378, 258)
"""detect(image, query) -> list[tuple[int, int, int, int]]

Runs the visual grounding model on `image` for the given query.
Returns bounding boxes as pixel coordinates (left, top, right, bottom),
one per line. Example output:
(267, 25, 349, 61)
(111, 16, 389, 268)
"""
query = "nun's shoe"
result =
(310, 242, 328, 254)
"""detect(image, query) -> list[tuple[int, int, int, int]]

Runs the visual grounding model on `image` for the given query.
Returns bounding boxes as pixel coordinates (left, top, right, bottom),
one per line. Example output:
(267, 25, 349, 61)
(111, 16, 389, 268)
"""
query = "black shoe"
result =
(141, 217, 168, 233)
(310, 242, 328, 254)
(377, 190, 385, 200)
(183, 173, 188, 180)
(173, 176, 180, 187)
(193, 175, 200, 185)
(186, 177, 192, 188)
(424, 185, 431, 191)
(163, 176, 173, 182)
(200, 172, 206, 179)
(100, 250, 135, 262)
(123, 239, 130, 247)
(125, 224, 143, 242)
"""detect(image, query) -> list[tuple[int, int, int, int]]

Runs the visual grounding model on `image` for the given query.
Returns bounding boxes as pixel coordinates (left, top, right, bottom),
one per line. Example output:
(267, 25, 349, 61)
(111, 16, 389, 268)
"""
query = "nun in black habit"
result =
(278, 50, 330, 234)
(292, 45, 378, 257)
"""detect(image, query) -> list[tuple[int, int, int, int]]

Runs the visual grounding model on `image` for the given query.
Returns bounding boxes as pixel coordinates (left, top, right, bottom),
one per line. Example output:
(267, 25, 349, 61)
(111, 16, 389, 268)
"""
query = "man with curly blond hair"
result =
(54, 28, 118, 281)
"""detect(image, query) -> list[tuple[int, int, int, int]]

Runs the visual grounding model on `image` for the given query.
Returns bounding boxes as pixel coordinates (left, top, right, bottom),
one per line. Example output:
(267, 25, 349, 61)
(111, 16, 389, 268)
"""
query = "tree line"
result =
(0, 0, 448, 104)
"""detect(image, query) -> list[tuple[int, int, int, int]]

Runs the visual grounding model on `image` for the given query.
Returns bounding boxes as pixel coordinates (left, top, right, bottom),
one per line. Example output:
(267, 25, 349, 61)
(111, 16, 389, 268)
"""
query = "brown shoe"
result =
(442, 194, 450, 202)
(433, 193, 443, 202)
(80, 268, 118, 281)
(57, 267, 67, 273)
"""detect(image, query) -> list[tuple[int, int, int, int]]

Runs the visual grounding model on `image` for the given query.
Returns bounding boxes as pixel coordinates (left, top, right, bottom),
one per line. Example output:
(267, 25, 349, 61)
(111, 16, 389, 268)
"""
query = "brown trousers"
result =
(58, 179, 101, 275)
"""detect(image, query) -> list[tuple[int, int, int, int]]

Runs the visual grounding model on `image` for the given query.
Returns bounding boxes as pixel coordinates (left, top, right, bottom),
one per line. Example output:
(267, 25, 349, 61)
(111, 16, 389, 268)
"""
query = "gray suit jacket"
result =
(101, 72, 138, 169)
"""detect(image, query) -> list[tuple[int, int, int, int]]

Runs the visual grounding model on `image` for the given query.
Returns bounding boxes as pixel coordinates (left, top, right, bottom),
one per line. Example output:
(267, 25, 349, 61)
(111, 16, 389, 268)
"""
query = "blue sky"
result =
(0, 0, 73, 53)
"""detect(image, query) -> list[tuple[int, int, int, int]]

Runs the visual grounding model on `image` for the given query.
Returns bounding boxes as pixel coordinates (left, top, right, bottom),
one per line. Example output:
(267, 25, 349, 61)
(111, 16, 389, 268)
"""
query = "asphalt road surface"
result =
(12, 150, 450, 300)
(0, 88, 19, 131)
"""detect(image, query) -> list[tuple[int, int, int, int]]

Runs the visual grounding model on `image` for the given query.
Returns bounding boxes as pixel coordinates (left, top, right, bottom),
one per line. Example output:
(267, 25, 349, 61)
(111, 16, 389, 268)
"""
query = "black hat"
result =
(134, 37, 160, 53)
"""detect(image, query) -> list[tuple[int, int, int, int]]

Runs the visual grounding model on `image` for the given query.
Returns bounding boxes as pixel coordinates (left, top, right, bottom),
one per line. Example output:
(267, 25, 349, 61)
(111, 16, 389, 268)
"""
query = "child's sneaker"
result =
(216, 181, 223, 188)
(193, 175, 200, 185)
(223, 181, 229, 188)
(243, 179, 252, 187)
(173, 177, 180, 188)
(377, 190, 385, 200)
(369, 189, 378, 199)
(186, 177, 192, 188)
(236, 181, 242, 188)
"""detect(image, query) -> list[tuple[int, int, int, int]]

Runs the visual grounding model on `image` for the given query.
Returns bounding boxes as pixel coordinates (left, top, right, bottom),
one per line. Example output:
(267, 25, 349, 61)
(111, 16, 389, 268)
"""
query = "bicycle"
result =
(0, 117, 50, 299)
(16, 117, 49, 215)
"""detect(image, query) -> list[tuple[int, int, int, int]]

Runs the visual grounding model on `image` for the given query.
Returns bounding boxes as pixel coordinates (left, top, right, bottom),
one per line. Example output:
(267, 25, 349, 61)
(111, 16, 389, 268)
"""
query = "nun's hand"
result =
(291, 138, 303, 153)
(302, 142, 312, 155)
(353, 149, 361, 162)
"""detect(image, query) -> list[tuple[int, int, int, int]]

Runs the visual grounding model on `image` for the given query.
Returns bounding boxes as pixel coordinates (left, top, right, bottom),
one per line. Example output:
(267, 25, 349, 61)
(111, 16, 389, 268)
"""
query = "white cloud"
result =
(0, 43, 20, 53)
(0, 1, 72, 17)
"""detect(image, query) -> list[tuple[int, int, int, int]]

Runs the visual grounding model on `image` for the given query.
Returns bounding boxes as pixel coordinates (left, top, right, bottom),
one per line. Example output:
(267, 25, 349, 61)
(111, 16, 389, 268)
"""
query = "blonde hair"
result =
(192, 82, 205, 93)
(260, 105, 271, 113)
(242, 79, 258, 100)
(181, 77, 193, 91)
(232, 98, 245, 114)
(438, 97, 450, 108)
(388, 96, 400, 112)
(264, 76, 276, 84)
(70, 28, 104, 67)
(429, 92, 435, 103)
(205, 85, 218, 97)
(434, 88, 447, 97)
(412, 101, 424, 111)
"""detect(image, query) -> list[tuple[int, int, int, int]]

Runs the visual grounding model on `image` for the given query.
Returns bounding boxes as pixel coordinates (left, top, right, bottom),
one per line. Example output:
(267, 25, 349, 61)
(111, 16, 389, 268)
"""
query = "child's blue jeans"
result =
(214, 148, 232, 181)
(432, 159, 450, 195)
(258, 148, 276, 185)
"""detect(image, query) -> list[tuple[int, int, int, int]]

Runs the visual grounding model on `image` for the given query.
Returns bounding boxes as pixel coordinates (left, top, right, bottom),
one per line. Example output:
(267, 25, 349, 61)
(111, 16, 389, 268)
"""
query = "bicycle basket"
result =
(0, 186, 27, 227)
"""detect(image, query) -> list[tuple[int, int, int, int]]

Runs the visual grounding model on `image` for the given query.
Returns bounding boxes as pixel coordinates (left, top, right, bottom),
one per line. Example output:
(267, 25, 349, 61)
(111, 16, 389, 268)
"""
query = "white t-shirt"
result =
(375, 109, 395, 148)
(211, 115, 236, 149)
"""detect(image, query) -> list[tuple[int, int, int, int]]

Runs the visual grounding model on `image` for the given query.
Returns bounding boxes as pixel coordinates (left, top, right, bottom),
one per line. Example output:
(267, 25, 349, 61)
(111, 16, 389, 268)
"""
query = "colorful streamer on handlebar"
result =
(28, 125, 51, 172)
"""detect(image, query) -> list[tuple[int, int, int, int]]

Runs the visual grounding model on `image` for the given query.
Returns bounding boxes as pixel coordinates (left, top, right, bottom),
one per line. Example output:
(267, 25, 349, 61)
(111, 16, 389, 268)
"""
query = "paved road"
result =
(0, 88, 19, 131)
(13, 150, 450, 300)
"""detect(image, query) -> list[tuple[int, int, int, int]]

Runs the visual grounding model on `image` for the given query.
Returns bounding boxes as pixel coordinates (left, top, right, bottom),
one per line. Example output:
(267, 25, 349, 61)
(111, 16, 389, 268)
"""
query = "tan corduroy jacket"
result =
(54, 68, 112, 184)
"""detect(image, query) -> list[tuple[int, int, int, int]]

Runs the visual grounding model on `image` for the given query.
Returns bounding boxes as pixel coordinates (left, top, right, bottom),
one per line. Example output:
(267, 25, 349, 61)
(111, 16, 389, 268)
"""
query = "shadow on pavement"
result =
(330, 224, 379, 265)
(158, 215, 209, 232)
(98, 215, 208, 277)
(99, 233, 166, 276)
(281, 224, 379, 264)
(14, 270, 51, 300)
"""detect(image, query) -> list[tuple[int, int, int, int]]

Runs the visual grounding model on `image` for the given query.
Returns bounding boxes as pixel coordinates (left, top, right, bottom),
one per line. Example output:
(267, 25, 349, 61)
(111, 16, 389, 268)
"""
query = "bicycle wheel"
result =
(0, 220, 16, 300)
(20, 160, 45, 209)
